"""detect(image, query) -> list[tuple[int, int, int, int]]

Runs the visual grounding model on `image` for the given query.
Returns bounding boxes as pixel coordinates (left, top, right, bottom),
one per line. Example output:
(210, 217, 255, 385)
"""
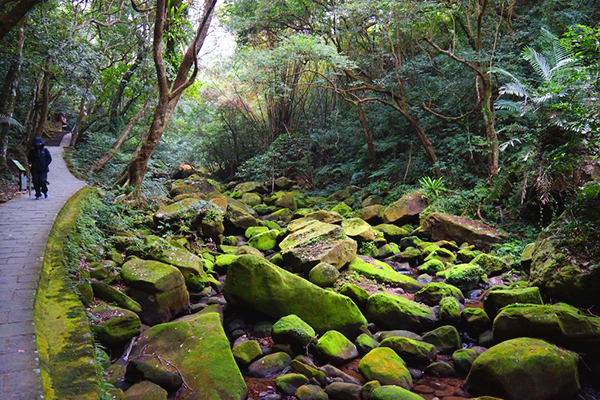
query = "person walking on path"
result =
(28, 137, 52, 200)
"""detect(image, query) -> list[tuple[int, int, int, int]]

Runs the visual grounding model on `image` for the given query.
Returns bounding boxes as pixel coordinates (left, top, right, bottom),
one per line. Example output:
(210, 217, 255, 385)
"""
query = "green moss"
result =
(232, 340, 262, 365)
(414, 282, 464, 306)
(483, 286, 543, 318)
(439, 296, 461, 323)
(423, 325, 462, 353)
(34, 187, 102, 400)
(224, 255, 367, 337)
(366, 293, 437, 333)
(438, 263, 485, 291)
(417, 259, 446, 275)
(465, 337, 580, 399)
(370, 385, 424, 400)
(290, 360, 327, 386)
(308, 262, 340, 287)
(358, 347, 412, 389)
(380, 336, 437, 367)
(276, 374, 310, 396)
(272, 314, 316, 346)
(472, 253, 510, 276)
(348, 256, 424, 293)
(315, 330, 359, 364)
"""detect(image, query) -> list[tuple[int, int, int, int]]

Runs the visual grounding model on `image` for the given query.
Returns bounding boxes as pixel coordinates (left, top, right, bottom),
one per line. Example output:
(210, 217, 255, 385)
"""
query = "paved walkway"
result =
(0, 134, 86, 400)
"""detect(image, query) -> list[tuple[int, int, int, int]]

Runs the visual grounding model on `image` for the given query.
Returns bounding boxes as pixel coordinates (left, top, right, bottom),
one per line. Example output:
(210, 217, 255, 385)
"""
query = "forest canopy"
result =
(0, 0, 598, 225)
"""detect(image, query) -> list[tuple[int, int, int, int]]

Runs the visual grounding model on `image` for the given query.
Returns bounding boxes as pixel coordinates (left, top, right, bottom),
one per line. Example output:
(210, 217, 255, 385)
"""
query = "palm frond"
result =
(523, 47, 553, 81)
(0, 115, 23, 131)
(500, 82, 530, 99)
(495, 99, 525, 113)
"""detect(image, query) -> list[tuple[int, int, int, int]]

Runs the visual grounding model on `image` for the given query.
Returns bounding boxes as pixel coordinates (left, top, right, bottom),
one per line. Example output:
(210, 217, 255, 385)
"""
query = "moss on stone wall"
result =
(34, 186, 102, 400)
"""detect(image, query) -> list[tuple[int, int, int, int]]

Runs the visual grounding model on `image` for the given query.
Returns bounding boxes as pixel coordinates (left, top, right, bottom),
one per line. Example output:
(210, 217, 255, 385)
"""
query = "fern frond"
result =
(500, 82, 530, 99)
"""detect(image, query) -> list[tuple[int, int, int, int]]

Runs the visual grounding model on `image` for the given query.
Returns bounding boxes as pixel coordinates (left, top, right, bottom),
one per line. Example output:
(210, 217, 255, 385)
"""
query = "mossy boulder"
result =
(366, 293, 437, 333)
(355, 333, 380, 355)
(439, 296, 461, 325)
(247, 229, 280, 251)
(339, 283, 369, 309)
(291, 359, 327, 386)
(213, 254, 237, 274)
(417, 259, 446, 275)
(275, 192, 298, 211)
(452, 348, 481, 375)
(296, 384, 328, 400)
(308, 262, 340, 287)
(493, 303, 600, 354)
(241, 192, 262, 207)
(483, 286, 543, 318)
(425, 361, 457, 377)
(88, 304, 141, 347)
(461, 308, 491, 332)
(248, 352, 292, 378)
(235, 245, 264, 257)
(276, 374, 310, 396)
(457, 248, 478, 263)
(472, 253, 510, 276)
(245, 226, 270, 238)
(380, 336, 437, 367)
(374, 224, 410, 242)
(272, 314, 316, 347)
(424, 247, 456, 264)
(90, 280, 141, 313)
(123, 381, 168, 400)
(275, 176, 296, 190)
(144, 235, 209, 291)
(232, 340, 263, 365)
(414, 282, 464, 306)
(331, 202, 353, 217)
(370, 385, 424, 400)
(296, 210, 344, 224)
(417, 212, 506, 250)
(127, 312, 246, 399)
(121, 259, 190, 325)
(464, 337, 580, 400)
(359, 205, 384, 223)
(520, 242, 536, 272)
(316, 330, 359, 364)
(153, 198, 203, 224)
(423, 325, 462, 353)
(235, 181, 267, 195)
(342, 218, 376, 242)
(226, 201, 260, 231)
(224, 255, 367, 337)
(358, 347, 413, 389)
(382, 191, 427, 225)
(325, 382, 361, 400)
(348, 256, 424, 293)
(438, 263, 485, 291)
(280, 220, 357, 274)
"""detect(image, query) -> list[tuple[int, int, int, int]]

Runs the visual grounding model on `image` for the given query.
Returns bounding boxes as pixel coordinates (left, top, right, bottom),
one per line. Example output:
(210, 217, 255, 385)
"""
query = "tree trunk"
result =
(0, 0, 40, 42)
(91, 100, 150, 172)
(480, 75, 499, 176)
(0, 21, 25, 168)
(356, 102, 378, 170)
(109, 44, 146, 125)
(70, 95, 86, 147)
(32, 59, 50, 141)
(398, 103, 441, 178)
(115, 0, 217, 193)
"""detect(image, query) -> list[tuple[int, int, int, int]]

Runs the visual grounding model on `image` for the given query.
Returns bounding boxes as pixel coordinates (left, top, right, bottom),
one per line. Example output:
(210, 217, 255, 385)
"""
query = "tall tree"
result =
(0, 0, 41, 41)
(116, 0, 217, 192)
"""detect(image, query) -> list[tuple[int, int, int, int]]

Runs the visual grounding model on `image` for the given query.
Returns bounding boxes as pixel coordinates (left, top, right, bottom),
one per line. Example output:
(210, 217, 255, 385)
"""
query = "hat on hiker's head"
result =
(33, 137, 44, 147)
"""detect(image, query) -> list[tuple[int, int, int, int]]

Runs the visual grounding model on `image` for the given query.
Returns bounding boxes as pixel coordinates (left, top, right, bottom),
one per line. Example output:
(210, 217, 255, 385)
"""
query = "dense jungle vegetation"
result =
(0, 0, 599, 253)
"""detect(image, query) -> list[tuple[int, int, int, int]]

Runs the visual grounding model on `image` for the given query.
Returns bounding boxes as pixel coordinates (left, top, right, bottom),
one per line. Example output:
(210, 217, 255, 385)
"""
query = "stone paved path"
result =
(0, 134, 86, 400)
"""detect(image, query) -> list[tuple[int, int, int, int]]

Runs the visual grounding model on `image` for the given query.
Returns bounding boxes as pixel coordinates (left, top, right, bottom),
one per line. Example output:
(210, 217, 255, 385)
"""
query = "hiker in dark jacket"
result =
(27, 137, 52, 199)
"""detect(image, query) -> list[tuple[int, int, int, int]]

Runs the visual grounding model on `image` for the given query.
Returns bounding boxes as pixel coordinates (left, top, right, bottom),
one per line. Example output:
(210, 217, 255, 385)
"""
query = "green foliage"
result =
(419, 177, 445, 197)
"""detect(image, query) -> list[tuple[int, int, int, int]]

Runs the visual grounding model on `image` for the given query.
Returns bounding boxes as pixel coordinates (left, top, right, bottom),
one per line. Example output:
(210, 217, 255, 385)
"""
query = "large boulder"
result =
(144, 236, 210, 291)
(88, 304, 141, 347)
(382, 191, 427, 225)
(153, 198, 204, 225)
(417, 212, 506, 250)
(315, 330, 359, 365)
(272, 314, 316, 347)
(413, 282, 464, 306)
(493, 303, 600, 355)
(280, 220, 357, 274)
(464, 337, 580, 400)
(127, 311, 247, 399)
(365, 293, 437, 333)
(121, 259, 189, 325)
(235, 181, 267, 195)
(348, 257, 424, 293)
(379, 336, 437, 367)
(342, 218, 376, 242)
(483, 286, 543, 318)
(438, 263, 485, 292)
(358, 347, 413, 389)
(223, 255, 367, 337)
(90, 281, 141, 313)
(294, 210, 344, 224)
